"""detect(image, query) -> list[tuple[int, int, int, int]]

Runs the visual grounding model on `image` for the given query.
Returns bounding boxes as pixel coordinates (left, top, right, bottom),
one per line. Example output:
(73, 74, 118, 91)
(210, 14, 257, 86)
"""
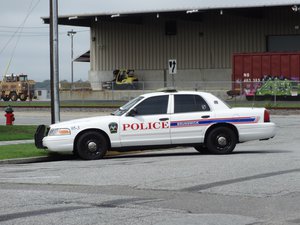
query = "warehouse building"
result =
(44, 1, 300, 91)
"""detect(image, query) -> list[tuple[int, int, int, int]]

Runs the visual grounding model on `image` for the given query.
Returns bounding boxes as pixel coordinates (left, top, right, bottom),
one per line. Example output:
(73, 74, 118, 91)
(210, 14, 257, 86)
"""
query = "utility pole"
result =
(67, 30, 76, 89)
(49, 0, 60, 123)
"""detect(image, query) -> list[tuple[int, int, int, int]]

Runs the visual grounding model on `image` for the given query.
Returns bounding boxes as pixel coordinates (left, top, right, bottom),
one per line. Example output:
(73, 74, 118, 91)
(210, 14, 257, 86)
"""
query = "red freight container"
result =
(232, 52, 300, 82)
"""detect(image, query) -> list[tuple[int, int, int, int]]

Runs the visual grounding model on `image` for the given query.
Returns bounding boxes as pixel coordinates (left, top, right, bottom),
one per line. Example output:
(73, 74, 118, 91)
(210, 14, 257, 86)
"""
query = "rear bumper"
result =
(238, 122, 276, 142)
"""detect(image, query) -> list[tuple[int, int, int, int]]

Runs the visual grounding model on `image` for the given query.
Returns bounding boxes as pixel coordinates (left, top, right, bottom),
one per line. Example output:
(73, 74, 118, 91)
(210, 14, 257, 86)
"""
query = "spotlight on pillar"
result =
(292, 5, 299, 12)
(67, 29, 76, 90)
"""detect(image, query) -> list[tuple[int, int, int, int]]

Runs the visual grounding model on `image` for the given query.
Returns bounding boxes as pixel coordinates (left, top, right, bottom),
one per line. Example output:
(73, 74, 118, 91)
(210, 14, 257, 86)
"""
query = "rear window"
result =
(174, 94, 210, 113)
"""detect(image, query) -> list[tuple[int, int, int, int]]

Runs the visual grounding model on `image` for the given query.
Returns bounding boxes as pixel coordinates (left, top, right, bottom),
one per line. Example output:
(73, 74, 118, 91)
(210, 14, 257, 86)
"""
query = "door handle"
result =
(201, 115, 210, 118)
(159, 118, 169, 121)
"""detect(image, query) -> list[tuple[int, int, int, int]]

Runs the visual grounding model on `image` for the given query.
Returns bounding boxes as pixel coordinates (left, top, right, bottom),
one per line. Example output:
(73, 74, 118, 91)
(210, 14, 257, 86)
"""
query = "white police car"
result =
(35, 90, 276, 160)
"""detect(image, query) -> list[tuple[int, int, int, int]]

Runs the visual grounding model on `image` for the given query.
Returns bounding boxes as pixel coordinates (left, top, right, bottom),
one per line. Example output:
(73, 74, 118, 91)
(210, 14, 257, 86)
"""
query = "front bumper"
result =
(35, 125, 74, 153)
(42, 136, 74, 153)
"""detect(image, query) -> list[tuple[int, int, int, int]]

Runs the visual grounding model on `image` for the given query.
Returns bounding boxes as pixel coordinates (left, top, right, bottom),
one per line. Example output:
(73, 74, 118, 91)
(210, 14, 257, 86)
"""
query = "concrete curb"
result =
(0, 139, 77, 164)
(0, 140, 49, 165)
(0, 139, 52, 164)
(0, 156, 56, 164)
(0, 154, 79, 164)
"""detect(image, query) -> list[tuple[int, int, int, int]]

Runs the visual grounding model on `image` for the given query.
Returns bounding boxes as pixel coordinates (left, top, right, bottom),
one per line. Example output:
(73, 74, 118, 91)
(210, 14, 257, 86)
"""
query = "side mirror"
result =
(127, 108, 137, 117)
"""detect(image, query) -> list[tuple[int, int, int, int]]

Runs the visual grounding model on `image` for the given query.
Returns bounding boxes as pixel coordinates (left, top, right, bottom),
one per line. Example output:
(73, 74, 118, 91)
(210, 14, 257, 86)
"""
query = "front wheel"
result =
(194, 145, 209, 154)
(206, 127, 237, 154)
(76, 131, 108, 160)
(10, 92, 18, 101)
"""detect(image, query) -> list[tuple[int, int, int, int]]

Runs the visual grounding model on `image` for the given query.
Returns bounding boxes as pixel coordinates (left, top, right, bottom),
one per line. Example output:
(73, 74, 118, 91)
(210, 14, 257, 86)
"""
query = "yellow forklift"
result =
(112, 69, 138, 89)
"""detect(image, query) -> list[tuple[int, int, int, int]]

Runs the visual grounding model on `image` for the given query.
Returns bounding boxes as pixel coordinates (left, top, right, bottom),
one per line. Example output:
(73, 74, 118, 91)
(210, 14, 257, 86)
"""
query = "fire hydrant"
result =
(4, 106, 15, 125)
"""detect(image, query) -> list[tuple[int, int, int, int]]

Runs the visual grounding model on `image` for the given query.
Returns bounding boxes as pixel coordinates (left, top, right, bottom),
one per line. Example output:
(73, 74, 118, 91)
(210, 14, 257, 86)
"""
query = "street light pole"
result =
(67, 30, 76, 89)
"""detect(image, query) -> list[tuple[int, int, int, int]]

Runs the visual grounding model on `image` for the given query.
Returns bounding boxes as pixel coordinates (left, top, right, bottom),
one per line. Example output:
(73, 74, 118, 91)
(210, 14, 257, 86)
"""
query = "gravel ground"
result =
(0, 107, 299, 126)
(268, 109, 300, 115)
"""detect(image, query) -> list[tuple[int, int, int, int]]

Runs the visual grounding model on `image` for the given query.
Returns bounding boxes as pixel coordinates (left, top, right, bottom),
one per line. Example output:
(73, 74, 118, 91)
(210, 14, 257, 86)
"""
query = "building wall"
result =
(89, 7, 300, 90)
(35, 89, 50, 100)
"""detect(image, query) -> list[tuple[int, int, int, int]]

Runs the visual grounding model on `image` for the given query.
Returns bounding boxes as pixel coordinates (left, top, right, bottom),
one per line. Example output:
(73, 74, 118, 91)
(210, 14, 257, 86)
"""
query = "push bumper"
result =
(34, 125, 48, 149)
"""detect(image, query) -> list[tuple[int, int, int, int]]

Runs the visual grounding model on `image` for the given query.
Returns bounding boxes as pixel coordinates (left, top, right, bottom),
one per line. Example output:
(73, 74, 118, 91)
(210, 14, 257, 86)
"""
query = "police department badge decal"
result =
(109, 122, 118, 134)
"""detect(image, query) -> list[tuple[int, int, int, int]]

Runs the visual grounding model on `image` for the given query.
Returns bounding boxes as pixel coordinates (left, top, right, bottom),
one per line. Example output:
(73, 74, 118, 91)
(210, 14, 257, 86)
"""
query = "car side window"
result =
(135, 95, 168, 115)
(174, 94, 210, 113)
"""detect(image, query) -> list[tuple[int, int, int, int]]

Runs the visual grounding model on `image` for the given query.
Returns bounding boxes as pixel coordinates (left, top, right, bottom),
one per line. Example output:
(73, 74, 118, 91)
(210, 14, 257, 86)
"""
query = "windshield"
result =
(111, 96, 144, 116)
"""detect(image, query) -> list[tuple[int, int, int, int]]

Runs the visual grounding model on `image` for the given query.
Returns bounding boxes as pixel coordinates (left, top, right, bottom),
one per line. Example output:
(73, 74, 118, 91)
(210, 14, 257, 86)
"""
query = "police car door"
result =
(170, 94, 212, 144)
(120, 95, 171, 146)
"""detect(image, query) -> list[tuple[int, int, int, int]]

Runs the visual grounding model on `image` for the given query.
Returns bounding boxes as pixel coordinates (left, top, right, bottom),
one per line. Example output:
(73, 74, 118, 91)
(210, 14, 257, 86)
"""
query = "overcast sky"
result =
(0, 0, 183, 82)
(0, 0, 92, 82)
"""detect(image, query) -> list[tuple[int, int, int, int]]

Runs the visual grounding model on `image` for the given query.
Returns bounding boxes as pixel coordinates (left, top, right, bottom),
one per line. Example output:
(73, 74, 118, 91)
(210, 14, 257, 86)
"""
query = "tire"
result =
(3, 96, 9, 101)
(206, 127, 237, 154)
(76, 131, 108, 160)
(10, 92, 18, 101)
(20, 93, 27, 101)
(194, 145, 209, 154)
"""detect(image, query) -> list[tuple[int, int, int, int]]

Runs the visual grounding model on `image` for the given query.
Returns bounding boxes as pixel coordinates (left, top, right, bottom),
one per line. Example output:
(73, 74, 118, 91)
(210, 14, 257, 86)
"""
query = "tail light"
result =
(264, 110, 270, 122)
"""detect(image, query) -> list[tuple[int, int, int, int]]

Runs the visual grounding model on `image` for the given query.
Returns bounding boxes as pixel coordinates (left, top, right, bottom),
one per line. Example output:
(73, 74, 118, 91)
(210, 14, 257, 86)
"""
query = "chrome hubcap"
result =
(217, 136, 227, 146)
(87, 141, 97, 152)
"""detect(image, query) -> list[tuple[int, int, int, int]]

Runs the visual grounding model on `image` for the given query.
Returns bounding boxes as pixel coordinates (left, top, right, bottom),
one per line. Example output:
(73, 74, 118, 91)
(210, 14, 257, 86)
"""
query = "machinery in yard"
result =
(103, 69, 139, 89)
(0, 74, 35, 101)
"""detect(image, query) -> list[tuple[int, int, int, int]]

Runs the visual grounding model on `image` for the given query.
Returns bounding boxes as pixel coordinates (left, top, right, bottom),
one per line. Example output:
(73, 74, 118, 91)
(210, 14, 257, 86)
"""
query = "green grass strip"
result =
(0, 143, 48, 160)
(0, 125, 37, 141)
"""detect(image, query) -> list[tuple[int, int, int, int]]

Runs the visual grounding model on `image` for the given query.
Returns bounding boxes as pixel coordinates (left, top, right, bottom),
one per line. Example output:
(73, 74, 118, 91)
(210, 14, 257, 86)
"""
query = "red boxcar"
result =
(229, 52, 300, 98)
(233, 52, 300, 82)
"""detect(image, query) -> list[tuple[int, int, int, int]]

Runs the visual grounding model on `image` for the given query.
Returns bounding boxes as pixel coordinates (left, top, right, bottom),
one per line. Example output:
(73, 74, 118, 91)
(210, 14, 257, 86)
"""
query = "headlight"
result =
(48, 128, 71, 136)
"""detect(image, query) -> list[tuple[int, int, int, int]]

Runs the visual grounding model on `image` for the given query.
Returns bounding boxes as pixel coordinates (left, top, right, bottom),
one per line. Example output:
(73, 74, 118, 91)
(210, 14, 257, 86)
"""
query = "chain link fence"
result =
(57, 79, 300, 108)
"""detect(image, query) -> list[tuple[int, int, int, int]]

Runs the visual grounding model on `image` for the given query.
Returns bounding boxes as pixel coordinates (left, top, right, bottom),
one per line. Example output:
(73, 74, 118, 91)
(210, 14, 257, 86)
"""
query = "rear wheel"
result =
(2, 96, 9, 101)
(206, 127, 237, 154)
(76, 131, 108, 160)
(10, 92, 18, 101)
(19, 93, 27, 101)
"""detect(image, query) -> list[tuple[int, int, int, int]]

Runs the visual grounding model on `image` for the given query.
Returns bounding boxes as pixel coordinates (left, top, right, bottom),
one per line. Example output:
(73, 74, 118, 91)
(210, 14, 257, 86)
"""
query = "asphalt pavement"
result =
(0, 112, 299, 224)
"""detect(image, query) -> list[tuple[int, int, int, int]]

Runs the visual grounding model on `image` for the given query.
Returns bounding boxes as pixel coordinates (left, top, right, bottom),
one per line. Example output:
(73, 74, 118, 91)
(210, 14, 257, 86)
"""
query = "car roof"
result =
(140, 90, 213, 98)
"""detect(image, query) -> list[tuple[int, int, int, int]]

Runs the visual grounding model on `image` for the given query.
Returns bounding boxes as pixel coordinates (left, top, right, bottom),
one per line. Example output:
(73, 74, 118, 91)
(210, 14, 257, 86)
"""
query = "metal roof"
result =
(58, 0, 300, 16)
(43, 0, 300, 27)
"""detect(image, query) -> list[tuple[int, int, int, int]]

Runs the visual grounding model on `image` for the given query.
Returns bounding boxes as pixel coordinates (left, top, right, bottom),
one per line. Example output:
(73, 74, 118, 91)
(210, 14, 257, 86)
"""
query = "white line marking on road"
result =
(0, 176, 60, 180)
